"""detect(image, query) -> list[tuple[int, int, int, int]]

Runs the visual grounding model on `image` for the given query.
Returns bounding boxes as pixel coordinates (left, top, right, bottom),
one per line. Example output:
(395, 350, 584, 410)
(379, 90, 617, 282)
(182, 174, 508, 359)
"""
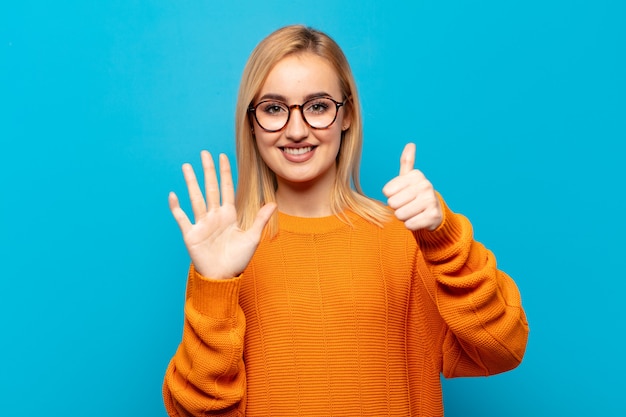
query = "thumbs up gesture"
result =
(382, 143, 443, 232)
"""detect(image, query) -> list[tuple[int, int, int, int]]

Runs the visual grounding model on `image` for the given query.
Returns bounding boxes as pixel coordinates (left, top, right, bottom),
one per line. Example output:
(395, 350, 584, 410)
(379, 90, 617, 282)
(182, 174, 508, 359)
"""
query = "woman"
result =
(163, 25, 528, 417)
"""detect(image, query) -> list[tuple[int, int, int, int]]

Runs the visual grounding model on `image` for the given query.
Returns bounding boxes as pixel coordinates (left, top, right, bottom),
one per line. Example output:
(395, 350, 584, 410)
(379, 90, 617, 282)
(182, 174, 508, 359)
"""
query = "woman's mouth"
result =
(280, 146, 316, 162)
(282, 146, 314, 155)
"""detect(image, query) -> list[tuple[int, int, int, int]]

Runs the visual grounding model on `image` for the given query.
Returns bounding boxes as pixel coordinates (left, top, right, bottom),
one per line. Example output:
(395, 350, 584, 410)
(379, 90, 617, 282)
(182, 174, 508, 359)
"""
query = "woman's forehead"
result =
(258, 53, 342, 101)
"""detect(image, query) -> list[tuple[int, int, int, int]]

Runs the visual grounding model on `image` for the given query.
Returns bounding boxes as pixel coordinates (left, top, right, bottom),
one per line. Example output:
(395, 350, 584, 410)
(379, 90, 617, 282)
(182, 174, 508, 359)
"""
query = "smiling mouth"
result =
(281, 146, 315, 155)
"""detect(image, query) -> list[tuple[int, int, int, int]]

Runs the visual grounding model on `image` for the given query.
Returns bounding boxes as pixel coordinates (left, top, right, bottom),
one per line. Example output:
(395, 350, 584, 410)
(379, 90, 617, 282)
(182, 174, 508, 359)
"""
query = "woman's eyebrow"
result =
(257, 91, 333, 103)
(258, 93, 287, 102)
(303, 91, 333, 101)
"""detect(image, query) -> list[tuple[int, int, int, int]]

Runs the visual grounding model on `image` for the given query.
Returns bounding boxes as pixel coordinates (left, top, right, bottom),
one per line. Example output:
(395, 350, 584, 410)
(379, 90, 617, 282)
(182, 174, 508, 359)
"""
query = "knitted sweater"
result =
(163, 199, 529, 416)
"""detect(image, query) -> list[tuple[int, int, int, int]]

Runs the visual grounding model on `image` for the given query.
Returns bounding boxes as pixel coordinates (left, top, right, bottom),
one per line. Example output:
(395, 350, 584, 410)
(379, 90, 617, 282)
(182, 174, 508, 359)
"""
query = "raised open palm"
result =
(169, 151, 276, 279)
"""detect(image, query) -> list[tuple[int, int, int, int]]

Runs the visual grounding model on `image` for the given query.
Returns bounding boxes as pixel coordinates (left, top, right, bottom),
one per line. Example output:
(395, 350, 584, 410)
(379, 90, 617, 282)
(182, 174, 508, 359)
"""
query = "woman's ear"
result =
(341, 104, 352, 131)
(247, 113, 256, 136)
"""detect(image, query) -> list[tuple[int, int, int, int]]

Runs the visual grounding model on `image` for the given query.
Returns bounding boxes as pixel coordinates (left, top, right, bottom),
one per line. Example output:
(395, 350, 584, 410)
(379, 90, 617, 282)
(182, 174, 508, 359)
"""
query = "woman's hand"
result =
(169, 151, 276, 279)
(382, 143, 443, 232)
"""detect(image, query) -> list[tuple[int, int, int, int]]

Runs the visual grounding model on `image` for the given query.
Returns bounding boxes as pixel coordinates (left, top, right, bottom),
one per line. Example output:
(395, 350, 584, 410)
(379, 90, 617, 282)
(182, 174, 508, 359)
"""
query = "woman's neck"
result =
(275, 178, 335, 218)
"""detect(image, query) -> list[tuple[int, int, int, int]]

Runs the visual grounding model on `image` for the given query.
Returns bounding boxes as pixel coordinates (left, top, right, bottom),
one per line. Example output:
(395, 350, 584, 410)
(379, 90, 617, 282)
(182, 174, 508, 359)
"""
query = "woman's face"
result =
(252, 52, 350, 191)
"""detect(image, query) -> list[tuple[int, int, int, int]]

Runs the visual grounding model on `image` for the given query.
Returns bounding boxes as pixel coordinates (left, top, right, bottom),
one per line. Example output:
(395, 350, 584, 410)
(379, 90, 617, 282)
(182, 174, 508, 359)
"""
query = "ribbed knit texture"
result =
(163, 200, 529, 417)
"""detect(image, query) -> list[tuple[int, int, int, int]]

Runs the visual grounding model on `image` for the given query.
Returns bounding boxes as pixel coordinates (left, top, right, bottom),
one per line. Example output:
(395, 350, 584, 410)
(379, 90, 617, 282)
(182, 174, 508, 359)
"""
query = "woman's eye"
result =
(305, 100, 330, 114)
(261, 103, 287, 115)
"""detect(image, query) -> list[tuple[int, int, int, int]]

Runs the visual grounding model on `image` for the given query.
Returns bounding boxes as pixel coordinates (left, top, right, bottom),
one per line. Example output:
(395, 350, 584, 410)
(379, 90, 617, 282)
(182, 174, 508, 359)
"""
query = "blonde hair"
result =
(235, 25, 390, 235)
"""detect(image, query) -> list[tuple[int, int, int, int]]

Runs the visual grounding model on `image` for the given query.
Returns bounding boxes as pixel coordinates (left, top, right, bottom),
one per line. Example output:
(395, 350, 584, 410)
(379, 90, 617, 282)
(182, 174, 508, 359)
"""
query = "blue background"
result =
(2, 1, 625, 416)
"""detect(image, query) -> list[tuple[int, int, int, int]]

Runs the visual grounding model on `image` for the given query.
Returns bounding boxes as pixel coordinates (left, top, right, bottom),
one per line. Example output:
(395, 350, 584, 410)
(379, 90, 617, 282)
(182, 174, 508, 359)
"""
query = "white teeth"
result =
(283, 146, 312, 155)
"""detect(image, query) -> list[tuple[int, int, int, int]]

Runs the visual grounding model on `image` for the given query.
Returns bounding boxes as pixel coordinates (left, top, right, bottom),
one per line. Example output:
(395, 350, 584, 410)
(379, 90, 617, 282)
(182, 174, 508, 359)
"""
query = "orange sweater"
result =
(163, 199, 528, 416)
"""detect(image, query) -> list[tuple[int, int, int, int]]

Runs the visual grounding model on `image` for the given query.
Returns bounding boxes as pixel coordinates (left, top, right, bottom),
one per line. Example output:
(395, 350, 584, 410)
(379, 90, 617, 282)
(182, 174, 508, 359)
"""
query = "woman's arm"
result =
(163, 266, 247, 417)
(164, 152, 274, 415)
(383, 143, 528, 376)
(415, 199, 529, 377)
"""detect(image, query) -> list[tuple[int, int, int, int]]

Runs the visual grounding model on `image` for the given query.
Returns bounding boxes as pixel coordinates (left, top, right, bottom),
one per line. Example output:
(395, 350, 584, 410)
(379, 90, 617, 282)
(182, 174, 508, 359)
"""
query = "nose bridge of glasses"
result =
(282, 104, 311, 136)
(287, 103, 309, 127)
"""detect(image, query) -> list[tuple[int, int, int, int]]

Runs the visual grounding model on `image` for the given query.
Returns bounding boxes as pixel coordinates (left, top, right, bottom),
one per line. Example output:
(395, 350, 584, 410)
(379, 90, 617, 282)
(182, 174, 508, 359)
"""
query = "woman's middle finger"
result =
(201, 151, 221, 210)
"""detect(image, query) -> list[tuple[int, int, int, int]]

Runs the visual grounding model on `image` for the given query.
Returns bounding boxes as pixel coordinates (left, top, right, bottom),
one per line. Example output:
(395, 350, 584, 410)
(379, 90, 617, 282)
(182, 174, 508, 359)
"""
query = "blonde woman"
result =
(163, 25, 528, 417)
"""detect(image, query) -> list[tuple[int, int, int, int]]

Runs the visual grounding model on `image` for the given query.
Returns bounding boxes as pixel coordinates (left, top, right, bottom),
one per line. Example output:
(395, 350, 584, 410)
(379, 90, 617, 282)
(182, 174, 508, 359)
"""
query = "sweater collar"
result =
(277, 210, 358, 234)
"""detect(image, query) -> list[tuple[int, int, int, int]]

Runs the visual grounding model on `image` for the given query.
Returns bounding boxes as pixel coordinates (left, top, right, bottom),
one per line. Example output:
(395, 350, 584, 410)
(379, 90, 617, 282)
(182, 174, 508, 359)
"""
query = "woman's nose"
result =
(284, 107, 309, 141)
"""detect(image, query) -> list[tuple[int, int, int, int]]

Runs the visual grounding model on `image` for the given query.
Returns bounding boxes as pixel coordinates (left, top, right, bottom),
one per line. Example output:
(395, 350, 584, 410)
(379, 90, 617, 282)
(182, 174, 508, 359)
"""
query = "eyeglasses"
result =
(248, 96, 346, 132)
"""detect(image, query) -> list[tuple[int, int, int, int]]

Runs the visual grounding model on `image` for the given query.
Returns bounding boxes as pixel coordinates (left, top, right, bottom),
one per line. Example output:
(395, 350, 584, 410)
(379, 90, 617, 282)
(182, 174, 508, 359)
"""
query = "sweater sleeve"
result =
(414, 196, 529, 377)
(162, 265, 247, 417)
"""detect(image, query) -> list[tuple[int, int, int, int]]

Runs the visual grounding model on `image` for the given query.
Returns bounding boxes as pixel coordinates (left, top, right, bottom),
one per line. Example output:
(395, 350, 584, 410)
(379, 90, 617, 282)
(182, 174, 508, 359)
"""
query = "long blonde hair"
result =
(235, 25, 389, 235)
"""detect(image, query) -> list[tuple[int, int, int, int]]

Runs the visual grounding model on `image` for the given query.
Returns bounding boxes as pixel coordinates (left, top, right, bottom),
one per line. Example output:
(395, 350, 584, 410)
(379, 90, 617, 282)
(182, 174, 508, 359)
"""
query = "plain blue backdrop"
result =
(2, 1, 625, 416)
